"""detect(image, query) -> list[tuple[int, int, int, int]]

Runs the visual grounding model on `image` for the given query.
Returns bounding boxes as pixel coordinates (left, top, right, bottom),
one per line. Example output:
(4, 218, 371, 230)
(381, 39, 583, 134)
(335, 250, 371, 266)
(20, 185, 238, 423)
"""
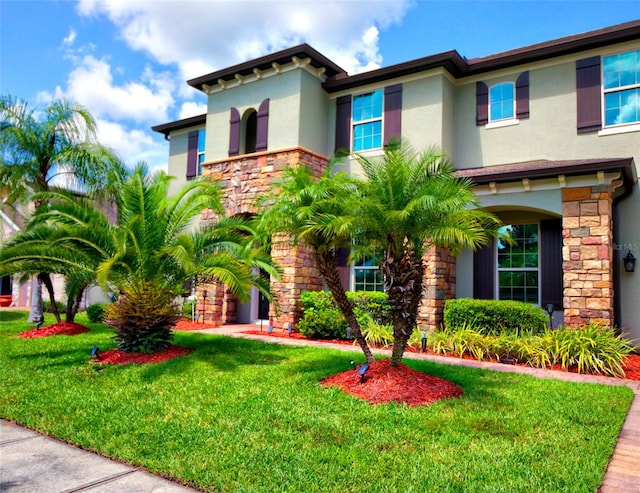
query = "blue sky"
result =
(1, 0, 638, 171)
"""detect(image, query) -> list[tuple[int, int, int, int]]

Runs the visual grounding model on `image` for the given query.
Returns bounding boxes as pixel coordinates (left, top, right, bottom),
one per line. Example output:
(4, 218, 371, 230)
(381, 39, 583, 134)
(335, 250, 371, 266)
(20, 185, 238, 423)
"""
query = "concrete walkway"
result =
(0, 420, 197, 492)
(2, 323, 639, 492)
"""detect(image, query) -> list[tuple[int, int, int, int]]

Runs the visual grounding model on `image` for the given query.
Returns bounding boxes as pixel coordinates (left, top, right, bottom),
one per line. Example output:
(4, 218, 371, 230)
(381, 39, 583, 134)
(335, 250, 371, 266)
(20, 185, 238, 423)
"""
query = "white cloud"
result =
(63, 28, 77, 46)
(95, 118, 168, 171)
(77, 0, 413, 78)
(45, 55, 175, 124)
(179, 101, 207, 120)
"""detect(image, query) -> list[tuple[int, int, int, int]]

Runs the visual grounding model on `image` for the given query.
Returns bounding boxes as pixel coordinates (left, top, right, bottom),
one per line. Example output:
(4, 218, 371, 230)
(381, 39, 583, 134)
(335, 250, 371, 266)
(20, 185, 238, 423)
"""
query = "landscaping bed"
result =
(0, 311, 635, 493)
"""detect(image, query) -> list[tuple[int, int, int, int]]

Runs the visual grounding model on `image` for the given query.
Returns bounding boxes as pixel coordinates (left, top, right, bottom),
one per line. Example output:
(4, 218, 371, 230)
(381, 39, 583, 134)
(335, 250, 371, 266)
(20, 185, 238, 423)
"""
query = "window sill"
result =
(598, 123, 640, 136)
(352, 148, 385, 158)
(485, 118, 519, 130)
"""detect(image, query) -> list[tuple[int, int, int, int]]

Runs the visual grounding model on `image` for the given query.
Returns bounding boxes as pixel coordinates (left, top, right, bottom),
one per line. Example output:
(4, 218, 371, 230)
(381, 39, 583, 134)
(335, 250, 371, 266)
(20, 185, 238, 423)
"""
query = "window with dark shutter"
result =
(255, 98, 269, 152)
(576, 56, 602, 133)
(515, 71, 529, 119)
(335, 95, 351, 153)
(384, 84, 402, 145)
(186, 130, 198, 180)
(229, 107, 241, 156)
(476, 81, 489, 126)
(473, 238, 495, 299)
(540, 219, 563, 309)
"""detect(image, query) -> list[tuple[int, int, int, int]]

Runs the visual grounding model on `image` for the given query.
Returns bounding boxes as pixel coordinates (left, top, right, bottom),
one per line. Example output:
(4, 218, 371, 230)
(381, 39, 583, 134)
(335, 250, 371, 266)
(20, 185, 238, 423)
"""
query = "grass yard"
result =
(0, 310, 634, 493)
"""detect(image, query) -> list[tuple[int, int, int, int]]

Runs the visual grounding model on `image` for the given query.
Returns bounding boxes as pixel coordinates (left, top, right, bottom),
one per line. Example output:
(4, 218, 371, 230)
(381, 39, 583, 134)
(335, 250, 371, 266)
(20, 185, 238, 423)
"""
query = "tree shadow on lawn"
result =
(0, 310, 29, 322)
(133, 332, 359, 384)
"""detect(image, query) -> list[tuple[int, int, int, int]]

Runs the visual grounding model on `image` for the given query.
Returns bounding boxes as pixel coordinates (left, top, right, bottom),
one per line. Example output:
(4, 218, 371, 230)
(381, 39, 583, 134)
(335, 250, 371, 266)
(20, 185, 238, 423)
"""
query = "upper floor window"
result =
(352, 89, 383, 151)
(603, 49, 640, 127)
(497, 223, 539, 304)
(197, 129, 205, 175)
(490, 82, 515, 121)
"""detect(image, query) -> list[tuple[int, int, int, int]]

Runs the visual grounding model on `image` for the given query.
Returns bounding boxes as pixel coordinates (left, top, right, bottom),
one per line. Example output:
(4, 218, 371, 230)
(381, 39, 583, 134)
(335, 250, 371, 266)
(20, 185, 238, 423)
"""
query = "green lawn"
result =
(0, 310, 634, 493)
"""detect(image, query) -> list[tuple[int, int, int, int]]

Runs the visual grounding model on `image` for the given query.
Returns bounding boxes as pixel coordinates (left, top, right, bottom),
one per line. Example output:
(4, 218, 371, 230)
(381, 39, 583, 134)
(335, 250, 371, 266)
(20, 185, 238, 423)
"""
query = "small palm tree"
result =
(258, 162, 375, 363)
(0, 164, 276, 352)
(354, 141, 500, 365)
(0, 95, 122, 322)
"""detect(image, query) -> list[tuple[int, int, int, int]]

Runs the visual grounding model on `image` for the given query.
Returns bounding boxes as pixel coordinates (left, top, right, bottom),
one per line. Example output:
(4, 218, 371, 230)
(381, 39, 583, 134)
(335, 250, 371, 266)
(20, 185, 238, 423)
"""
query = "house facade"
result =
(153, 21, 640, 343)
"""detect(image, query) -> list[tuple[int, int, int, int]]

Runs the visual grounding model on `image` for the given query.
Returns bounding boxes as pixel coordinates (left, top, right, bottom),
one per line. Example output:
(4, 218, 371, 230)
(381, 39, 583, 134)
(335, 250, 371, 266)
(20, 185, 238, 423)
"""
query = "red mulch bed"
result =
(321, 358, 463, 406)
(18, 321, 90, 338)
(173, 318, 219, 331)
(94, 345, 192, 365)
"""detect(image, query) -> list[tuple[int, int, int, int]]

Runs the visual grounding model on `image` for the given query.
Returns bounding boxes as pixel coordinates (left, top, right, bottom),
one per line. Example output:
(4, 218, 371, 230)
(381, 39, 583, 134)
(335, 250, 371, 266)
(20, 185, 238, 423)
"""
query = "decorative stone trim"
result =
(562, 186, 614, 327)
(196, 147, 327, 328)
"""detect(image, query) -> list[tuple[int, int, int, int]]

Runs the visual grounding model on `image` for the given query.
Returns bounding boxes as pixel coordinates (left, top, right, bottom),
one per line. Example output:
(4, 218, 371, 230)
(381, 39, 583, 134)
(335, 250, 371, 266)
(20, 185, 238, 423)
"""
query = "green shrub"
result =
(86, 303, 108, 323)
(298, 290, 391, 340)
(543, 324, 634, 377)
(428, 323, 634, 377)
(444, 298, 548, 336)
(43, 300, 65, 313)
(182, 300, 196, 320)
(360, 316, 393, 347)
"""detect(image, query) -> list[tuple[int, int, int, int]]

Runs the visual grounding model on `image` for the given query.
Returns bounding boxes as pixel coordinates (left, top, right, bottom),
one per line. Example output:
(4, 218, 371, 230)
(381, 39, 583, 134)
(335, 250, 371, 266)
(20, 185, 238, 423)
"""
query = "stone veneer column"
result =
(418, 246, 456, 329)
(562, 186, 614, 327)
(199, 147, 328, 328)
(269, 234, 323, 330)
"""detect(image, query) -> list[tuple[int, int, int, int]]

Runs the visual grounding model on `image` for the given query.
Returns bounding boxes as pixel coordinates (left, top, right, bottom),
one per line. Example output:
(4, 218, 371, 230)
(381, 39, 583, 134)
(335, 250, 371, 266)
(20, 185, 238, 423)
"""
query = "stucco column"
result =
(562, 186, 614, 327)
(418, 246, 456, 329)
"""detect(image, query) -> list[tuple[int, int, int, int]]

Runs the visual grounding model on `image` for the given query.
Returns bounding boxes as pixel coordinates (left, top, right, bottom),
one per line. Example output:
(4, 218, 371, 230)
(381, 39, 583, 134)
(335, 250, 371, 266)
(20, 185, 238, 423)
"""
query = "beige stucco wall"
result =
(206, 69, 314, 160)
(402, 74, 447, 150)
(298, 70, 331, 155)
(165, 128, 206, 197)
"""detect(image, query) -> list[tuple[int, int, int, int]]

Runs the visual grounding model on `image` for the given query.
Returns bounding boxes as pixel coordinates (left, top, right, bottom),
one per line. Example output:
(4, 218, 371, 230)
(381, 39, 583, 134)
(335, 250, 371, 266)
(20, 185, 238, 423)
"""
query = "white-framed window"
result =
(197, 129, 205, 175)
(353, 255, 384, 292)
(490, 82, 515, 122)
(497, 223, 540, 304)
(352, 89, 383, 152)
(603, 49, 640, 127)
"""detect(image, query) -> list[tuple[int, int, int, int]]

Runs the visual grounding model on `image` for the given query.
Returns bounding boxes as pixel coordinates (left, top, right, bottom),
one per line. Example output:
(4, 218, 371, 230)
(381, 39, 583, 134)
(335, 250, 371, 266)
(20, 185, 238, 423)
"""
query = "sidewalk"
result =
(0, 420, 198, 492)
(2, 323, 639, 492)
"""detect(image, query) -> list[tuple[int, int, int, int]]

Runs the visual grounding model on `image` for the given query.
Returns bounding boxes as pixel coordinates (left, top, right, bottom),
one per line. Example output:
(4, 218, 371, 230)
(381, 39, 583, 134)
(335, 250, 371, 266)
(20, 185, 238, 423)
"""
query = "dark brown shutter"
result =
(228, 107, 241, 156)
(516, 71, 529, 119)
(384, 84, 402, 145)
(473, 238, 495, 299)
(336, 248, 350, 291)
(335, 95, 351, 153)
(186, 130, 198, 180)
(576, 56, 602, 133)
(476, 81, 489, 126)
(255, 98, 269, 152)
(540, 219, 563, 309)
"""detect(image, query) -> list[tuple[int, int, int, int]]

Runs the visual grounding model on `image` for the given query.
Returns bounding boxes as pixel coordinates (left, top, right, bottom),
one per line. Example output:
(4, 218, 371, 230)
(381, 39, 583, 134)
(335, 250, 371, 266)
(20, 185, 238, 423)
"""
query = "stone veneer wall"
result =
(562, 186, 614, 327)
(197, 147, 327, 327)
(417, 246, 456, 329)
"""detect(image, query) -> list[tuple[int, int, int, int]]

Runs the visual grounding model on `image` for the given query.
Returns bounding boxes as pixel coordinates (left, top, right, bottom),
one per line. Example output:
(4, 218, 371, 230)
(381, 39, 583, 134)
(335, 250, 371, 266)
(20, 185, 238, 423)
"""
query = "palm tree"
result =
(354, 141, 500, 365)
(0, 95, 122, 323)
(0, 164, 276, 352)
(258, 162, 375, 364)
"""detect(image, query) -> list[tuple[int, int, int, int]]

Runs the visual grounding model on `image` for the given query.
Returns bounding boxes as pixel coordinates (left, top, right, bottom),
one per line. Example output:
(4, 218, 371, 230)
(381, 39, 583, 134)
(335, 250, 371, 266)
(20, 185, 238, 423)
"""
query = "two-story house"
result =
(153, 20, 640, 344)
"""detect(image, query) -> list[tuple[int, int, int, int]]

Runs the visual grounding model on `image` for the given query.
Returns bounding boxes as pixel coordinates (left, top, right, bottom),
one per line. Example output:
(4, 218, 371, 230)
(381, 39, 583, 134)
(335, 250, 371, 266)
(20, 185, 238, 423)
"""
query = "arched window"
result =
(489, 82, 515, 121)
(243, 110, 257, 154)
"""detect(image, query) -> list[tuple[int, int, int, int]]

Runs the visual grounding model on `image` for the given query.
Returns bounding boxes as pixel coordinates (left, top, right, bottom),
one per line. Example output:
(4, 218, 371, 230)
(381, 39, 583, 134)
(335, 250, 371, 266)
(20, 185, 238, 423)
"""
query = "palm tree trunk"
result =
(28, 276, 43, 324)
(382, 252, 425, 366)
(66, 285, 86, 323)
(39, 273, 61, 322)
(314, 251, 375, 364)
